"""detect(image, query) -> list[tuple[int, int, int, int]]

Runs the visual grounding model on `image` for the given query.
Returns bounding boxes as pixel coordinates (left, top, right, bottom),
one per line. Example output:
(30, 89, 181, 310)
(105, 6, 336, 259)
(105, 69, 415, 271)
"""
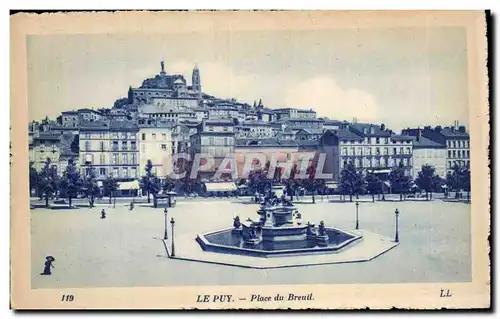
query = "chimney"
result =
(417, 129, 421, 142)
(380, 123, 385, 131)
(459, 125, 466, 133)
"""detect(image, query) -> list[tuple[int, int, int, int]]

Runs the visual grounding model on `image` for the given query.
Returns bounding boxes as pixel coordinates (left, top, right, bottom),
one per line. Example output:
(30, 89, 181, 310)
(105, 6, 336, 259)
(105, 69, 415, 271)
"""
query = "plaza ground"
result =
(31, 198, 471, 289)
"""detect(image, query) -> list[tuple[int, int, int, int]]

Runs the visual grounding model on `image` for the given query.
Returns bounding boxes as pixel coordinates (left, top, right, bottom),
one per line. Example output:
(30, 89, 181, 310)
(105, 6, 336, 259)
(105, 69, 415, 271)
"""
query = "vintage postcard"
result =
(10, 11, 490, 310)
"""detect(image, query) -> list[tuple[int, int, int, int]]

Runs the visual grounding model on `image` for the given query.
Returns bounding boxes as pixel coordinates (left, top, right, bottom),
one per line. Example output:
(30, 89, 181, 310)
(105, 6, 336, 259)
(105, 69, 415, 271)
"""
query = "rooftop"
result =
(411, 136, 446, 149)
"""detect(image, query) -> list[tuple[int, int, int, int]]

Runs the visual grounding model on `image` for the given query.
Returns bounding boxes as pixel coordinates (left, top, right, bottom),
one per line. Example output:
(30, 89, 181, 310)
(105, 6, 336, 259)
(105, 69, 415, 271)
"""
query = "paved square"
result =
(31, 199, 471, 289)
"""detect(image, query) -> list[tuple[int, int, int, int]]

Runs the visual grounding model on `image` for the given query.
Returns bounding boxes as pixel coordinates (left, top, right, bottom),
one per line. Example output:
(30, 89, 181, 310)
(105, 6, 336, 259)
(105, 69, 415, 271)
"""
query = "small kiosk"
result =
(154, 191, 177, 208)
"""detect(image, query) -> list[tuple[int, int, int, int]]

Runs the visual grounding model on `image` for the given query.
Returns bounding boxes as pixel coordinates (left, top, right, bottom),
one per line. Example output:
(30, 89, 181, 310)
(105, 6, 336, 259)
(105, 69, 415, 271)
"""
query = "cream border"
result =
(10, 11, 490, 310)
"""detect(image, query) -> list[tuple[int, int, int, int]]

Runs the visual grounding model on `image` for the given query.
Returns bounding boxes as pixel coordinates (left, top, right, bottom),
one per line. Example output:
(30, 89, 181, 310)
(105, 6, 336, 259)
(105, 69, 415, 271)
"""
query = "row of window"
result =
(341, 138, 412, 145)
(341, 147, 412, 156)
(141, 132, 170, 141)
(447, 140, 469, 149)
(81, 132, 137, 140)
(341, 157, 410, 169)
(448, 150, 470, 159)
(83, 153, 138, 165)
(84, 141, 137, 151)
(84, 166, 138, 178)
(448, 160, 470, 169)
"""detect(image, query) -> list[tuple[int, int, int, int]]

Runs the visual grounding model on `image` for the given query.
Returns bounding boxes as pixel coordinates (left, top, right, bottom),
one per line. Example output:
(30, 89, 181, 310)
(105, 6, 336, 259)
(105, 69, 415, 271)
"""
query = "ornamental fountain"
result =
(196, 196, 363, 257)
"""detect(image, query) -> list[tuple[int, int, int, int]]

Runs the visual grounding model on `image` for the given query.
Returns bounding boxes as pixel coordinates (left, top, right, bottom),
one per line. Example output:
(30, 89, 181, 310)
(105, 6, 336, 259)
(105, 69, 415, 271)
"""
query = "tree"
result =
(365, 173, 382, 202)
(460, 167, 471, 201)
(82, 165, 101, 207)
(339, 162, 364, 202)
(102, 175, 119, 204)
(414, 164, 437, 200)
(141, 160, 154, 203)
(150, 177, 162, 200)
(284, 164, 299, 201)
(389, 162, 413, 201)
(38, 158, 59, 207)
(29, 161, 39, 197)
(446, 164, 462, 198)
(59, 161, 82, 208)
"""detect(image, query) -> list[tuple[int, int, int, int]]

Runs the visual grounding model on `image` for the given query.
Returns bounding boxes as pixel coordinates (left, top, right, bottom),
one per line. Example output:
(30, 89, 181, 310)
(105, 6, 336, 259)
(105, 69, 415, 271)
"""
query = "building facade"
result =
(138, 119, 174, 178)
(411, 135, 447, 178)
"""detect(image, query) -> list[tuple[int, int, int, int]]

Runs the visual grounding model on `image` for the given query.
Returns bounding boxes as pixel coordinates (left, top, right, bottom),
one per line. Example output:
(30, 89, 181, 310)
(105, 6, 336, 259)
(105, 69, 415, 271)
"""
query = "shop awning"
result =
(205, 182, 237, 192)
(118, 180, 140, 190)
(367, 169, 392, 174)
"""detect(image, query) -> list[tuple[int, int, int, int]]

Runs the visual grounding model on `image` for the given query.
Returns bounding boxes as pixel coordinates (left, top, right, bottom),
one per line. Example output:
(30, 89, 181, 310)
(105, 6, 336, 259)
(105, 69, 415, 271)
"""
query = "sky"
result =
(27, 27, 469, 132)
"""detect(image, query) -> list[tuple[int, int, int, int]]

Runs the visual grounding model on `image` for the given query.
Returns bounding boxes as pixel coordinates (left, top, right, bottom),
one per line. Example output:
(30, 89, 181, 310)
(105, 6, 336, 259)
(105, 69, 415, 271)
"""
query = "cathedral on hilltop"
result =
(127, 61, 202, 109)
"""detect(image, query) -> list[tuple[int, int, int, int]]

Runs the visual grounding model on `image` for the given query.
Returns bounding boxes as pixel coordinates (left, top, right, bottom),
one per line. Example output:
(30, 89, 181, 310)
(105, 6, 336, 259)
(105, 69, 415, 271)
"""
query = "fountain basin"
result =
(196, 227, 363, 258)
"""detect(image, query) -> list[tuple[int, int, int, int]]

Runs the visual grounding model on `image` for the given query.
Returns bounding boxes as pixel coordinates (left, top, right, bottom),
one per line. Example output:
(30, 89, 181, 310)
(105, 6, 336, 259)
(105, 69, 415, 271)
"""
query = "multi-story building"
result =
(402, 122, 470, 174)
(208, 107, 239, 120)
(58, 133, 80, 176)
(138, 118, 174, 178)
(78, 108, 104, 122)
(323, 123, 414, 182)
(56, 111, 79, 128)
(79, 120, 139, 181)
(30, 132, 61, 172)
(241, 121, 274, 139)
(108, 121, 139, 180)
(189, 119, 235, 181)
(79, 121, 110, 179)
(411, 135, 447, 178)
(274, 108, 317, 121)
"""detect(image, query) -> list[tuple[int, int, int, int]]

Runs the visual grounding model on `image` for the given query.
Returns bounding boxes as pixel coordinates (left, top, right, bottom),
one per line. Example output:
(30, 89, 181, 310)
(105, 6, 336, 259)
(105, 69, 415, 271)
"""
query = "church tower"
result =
(192, 64, 201, 94)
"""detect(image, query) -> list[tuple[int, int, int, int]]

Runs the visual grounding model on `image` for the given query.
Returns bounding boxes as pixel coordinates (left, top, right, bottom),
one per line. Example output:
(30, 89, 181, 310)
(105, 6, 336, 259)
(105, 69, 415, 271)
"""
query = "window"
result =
(100, 154, 105, 165)
(209, 137, 215, 145)
(113, 167, 119, 177)
(367, 148, 372, 155)
(162, 133, 167, 140)
(99, 168, 106, 175)
(131, 153, 137, 165)
(130, 133, 136, 139)
(208, 126, 214, 132)
(120, 132, 127, 139)
(467, 150, 470, 158)
(131, 167, 137, 178)
(448, 150, 452, 158)
(131, 141, 136, 151)
(453, 150, 456, 158)
(384, 138, 389, 144)
(403, 158, 407, 166)
(152, 133, 156, 140)
(358, 147, 363, 156)
(113, 141, 118, 151)
(376, 147, 380, 155)
(342, 147, 347, 156)
(400, 147, 404, 155)
(100, 141, 104, 151)
(123, 167, 129, 177)
(406, 147, 411, 155)
(122, 154, 128, 165)
(457, 151, 461, 158)
(112, 132, 118, 139)
(376, 137, 380, 144)
(161, 144, 167, 150)
(453, 141, 456, 148)
(85, 141, 90, 151)
(113, 153, 119, 165)
(223, 127, 228, 132)
(122, 141, 127, 151)
(393, 147, 397, 155)
(142, 133, 146, 141)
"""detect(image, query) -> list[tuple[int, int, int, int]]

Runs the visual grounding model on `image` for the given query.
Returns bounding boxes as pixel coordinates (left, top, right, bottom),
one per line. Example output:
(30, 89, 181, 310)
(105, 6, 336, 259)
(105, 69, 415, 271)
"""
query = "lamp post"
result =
(163, 208, 168, 240)
(394, 208, 400, 243)
(170, 217, 176, 257)
(355, 201, 359, 230)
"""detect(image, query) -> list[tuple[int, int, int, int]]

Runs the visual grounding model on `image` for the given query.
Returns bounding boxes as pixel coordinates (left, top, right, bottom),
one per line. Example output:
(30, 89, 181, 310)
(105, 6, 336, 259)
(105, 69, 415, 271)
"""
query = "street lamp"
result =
(170, 217, 176, 257)
(163, 208, 168, 240)
(394, 208, 400, 243)
(355, 201, 359, 230)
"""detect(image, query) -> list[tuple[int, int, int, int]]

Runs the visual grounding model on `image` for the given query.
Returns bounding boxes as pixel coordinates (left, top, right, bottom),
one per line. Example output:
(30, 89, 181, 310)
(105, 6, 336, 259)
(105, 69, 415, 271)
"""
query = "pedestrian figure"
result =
(101, 209, 106, 219)
(113, 197, 116, 208)
(130, 201, 134, 211)
(41, 256, 55, 275)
